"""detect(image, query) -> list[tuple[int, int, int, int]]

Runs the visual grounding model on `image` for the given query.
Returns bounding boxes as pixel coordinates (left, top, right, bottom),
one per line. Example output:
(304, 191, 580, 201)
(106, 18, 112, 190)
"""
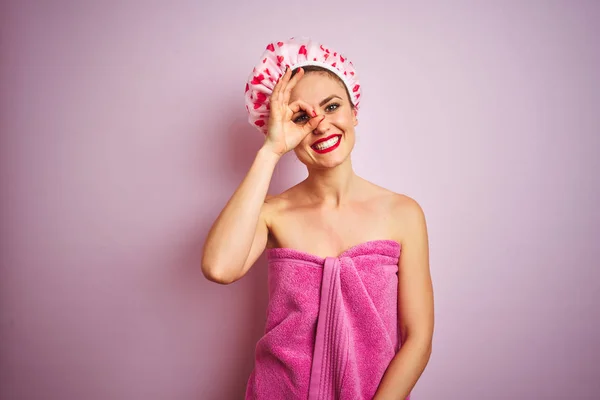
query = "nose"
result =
(312, 114, 330, 135)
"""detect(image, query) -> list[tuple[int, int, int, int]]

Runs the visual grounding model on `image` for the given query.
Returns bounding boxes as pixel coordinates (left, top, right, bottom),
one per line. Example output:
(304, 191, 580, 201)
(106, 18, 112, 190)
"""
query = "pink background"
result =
(1, 1, 599, 399)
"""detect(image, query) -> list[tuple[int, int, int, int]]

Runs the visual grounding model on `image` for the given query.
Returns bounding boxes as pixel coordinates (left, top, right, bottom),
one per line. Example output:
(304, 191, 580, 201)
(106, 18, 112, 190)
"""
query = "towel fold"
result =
(246, 240, 410, 400)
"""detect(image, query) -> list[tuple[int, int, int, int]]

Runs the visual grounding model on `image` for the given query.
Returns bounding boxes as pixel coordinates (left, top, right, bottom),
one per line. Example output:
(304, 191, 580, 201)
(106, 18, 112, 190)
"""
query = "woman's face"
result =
(288, 72, 358, 169)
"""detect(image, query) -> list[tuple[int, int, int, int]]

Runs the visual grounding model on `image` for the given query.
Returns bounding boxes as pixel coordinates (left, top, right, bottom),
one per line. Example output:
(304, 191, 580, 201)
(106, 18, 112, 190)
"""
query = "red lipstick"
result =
(311, 134, 342, 154)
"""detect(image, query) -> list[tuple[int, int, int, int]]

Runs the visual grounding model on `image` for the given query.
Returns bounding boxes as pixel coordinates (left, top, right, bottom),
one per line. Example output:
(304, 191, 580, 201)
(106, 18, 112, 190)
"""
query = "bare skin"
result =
(265, 178, 402, 255)
(202, 67, 433, 399)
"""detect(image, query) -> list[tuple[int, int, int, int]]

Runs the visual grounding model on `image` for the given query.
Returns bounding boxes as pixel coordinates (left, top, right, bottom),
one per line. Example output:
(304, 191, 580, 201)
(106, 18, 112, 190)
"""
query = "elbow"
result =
(422, 340, 433, 361)
(404, 334, 433, 359)
(201, 262, 238, 285)
(424, 341, 433, 359)
(201, 245, 244, 285)
(417, 336, 433, 357)
(414, 334, 432, 355)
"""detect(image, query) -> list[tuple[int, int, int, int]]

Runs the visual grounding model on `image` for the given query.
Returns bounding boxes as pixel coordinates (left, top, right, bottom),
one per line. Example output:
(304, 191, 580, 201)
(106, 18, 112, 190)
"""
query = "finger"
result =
(270, 69, 290, 115)
(276, 67, 292, 104)
(304, 114, 326, 133)
(289, 99, 316, 118)
(270, 68, 287, 103)
(282, 67, 304, 105)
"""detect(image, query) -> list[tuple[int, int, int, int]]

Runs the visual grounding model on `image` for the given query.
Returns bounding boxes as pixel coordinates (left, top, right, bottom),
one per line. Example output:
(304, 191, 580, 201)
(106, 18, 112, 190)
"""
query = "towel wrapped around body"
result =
(245, 239, 410, 400)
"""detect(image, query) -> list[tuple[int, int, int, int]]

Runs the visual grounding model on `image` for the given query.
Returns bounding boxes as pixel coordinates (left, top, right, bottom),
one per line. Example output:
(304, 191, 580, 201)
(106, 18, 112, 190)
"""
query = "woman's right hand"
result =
(263, 67, 325, 157)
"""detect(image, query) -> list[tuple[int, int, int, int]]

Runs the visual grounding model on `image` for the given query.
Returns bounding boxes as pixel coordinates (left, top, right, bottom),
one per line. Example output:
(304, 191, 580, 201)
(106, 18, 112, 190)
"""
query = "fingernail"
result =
(312, 111, 317, 117)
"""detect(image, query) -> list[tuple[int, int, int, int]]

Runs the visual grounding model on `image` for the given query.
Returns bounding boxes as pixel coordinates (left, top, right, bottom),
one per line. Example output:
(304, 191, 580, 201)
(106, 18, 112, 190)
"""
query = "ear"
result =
(352, 108, 358, 127)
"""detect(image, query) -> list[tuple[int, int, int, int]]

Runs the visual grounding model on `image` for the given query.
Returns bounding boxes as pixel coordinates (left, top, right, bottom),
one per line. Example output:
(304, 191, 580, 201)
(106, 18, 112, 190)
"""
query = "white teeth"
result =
(314, 136, 340, 150)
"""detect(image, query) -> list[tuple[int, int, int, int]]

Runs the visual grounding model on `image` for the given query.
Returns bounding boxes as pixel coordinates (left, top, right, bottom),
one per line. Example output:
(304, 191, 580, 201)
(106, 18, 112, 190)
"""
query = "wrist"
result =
(257, 145, 283, 164)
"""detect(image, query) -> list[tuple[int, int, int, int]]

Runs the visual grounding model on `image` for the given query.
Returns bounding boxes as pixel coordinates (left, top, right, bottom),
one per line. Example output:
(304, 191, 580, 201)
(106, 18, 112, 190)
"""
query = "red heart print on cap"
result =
(266, 43, 275, 52)
(299, 45, 307, 56)
(353, 84, 360, 92)
(256, 92, 267, 103)
(252, 74, 265, 84)
(255, 120, 265, 127)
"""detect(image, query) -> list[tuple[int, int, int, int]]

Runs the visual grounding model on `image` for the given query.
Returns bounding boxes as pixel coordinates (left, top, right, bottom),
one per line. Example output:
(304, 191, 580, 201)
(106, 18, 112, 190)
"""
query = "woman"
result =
(202, 38, 434, 399)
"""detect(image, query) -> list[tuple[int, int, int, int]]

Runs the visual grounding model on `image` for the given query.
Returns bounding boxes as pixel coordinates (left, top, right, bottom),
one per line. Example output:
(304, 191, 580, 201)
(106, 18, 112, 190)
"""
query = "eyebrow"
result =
(319, 95, 343, 106)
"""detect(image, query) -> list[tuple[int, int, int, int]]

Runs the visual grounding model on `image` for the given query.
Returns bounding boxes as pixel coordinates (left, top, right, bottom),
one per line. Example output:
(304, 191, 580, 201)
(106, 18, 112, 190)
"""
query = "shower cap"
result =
(245, 37, 361, 134)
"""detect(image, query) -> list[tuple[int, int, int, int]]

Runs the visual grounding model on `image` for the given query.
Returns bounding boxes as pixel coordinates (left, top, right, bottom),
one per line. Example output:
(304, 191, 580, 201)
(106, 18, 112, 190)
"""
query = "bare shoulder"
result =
(389, 193, 427, 246)
(360, 180, 427, 242)
(391, 193, 425, 219)
(262, 185, 300, 221)
(264, 186, 297, 208)
(360, 179, 422, 213)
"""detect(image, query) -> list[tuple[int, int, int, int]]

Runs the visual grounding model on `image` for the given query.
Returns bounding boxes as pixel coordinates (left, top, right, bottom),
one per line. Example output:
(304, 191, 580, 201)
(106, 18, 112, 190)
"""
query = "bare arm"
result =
(201, 67, 324, 284)
(201, 148, 280, 284)
(374, 197, 434, 399)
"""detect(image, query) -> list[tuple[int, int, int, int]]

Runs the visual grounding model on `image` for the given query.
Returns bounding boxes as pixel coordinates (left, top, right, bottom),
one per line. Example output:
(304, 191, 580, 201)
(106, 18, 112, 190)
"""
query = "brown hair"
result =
(291, 66, 356, 109)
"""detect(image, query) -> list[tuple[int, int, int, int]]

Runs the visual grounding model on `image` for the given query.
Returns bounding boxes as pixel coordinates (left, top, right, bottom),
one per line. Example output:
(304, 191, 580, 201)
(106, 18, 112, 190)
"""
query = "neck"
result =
(302, 156, 359, 208)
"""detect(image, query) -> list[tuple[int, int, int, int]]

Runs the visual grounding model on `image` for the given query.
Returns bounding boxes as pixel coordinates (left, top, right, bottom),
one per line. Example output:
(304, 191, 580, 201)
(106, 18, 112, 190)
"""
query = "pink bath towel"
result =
(245, 240, 410, 399)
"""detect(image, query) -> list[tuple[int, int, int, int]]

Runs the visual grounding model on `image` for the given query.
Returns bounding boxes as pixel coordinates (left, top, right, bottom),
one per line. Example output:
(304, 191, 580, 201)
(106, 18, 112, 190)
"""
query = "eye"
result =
(325, 103, 340, 112)
(293, 113, 309, 124)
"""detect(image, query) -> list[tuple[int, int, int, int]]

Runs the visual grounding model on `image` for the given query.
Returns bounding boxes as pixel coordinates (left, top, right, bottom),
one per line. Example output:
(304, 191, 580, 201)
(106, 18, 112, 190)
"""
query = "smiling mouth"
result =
(311, 135, 342, 154)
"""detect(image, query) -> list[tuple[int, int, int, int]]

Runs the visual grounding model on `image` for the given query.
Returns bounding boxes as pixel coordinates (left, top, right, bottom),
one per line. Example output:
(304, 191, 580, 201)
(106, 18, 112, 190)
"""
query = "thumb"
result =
(304, 115, 325, 134)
